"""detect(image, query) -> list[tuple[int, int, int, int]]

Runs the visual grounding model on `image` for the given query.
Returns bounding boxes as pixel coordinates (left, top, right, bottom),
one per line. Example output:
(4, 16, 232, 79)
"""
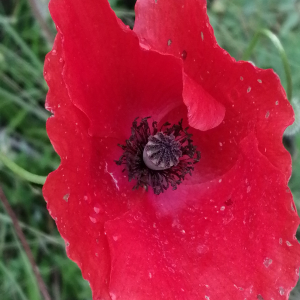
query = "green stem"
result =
(242, 28, 292, 101)
(0, 153, 46, 185)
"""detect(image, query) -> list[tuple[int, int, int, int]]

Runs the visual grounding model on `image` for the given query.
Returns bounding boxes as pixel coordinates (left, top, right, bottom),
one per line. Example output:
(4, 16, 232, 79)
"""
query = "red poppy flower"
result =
(43, 0, 300, 299)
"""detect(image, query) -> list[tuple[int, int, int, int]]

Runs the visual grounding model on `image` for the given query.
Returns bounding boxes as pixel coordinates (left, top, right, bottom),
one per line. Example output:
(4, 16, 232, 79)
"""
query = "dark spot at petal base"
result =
(181, 50, 187, 60)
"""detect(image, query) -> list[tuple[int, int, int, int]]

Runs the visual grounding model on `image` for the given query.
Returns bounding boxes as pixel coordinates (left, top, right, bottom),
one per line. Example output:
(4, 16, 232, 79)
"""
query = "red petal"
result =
(44, 34, 144, 299)
(134, 0, 294, 179)
(44, 34, 111, 299)
(44, 1, 185, 297)
(49, 0, 183, 140)
(134, 0, 227, 131)
(183, 73, 225, 131)
(106, 135, 300, 300)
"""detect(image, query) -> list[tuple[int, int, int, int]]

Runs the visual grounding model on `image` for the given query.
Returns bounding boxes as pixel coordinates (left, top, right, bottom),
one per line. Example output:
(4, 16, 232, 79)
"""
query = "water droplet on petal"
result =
(110, 293, 117, 300)
(263, 257, 273, 268)
(84, 194, 92, 203)
(63, 193, 70, 202)
(291, 202, 296, 212)
(133, 212, 142, 220)
(89, 216, 97, 223)
(279, 287, 285, 296)
(197, 244, 209, 254)
(181, 50, 187, 60)
(94, 206, 101, 214)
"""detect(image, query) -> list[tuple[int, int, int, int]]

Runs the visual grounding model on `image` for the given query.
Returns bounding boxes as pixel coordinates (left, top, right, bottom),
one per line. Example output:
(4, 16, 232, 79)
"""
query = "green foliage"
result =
(0, 0, 299, 299)
(0, 0, 91, 299)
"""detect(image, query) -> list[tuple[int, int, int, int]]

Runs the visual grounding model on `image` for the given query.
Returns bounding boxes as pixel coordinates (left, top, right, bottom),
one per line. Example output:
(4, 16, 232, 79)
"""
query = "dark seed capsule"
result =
(143, 133, 182, 170)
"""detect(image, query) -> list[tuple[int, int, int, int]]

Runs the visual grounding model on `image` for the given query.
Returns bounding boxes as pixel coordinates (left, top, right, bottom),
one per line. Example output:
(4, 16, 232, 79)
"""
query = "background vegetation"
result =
(0, 0, 299, 299)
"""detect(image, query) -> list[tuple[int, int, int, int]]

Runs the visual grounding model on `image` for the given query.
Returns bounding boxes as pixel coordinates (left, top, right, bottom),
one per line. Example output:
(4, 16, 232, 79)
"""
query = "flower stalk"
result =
(0, 152, 46, 185)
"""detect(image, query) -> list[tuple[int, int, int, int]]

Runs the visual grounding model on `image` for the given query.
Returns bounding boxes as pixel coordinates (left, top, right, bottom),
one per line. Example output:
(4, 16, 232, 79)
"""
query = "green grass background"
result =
(0, 0, 299, 299)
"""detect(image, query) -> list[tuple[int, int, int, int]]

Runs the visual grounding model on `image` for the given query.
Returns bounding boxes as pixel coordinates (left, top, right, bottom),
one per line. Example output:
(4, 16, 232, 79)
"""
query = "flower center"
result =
(143, 132, 182, 170)
(115, 117, 200, 195)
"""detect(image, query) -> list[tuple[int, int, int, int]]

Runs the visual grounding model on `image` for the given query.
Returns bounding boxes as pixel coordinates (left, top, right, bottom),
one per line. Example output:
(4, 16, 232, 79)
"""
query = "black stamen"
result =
(115, 117, 200, 195)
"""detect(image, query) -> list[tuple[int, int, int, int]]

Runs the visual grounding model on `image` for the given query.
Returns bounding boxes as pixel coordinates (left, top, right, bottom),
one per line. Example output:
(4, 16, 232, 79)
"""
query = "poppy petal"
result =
(183, 73, 225, 131)
(49, 0, 183, 140)
(105, 135, 300, 300)
(134, 0, 294, 179)
(44, 34, 144, 299)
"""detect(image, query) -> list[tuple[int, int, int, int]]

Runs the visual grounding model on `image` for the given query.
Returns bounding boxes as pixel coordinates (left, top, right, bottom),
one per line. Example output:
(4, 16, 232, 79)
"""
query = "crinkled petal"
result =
(44, 34, 144, 299)
(49, 0, 183, 140)
(182, 73, 225, 131)
(44, 1, 185, 297)
(105, 135, 300, 300)
(134, 0, 294, 179)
